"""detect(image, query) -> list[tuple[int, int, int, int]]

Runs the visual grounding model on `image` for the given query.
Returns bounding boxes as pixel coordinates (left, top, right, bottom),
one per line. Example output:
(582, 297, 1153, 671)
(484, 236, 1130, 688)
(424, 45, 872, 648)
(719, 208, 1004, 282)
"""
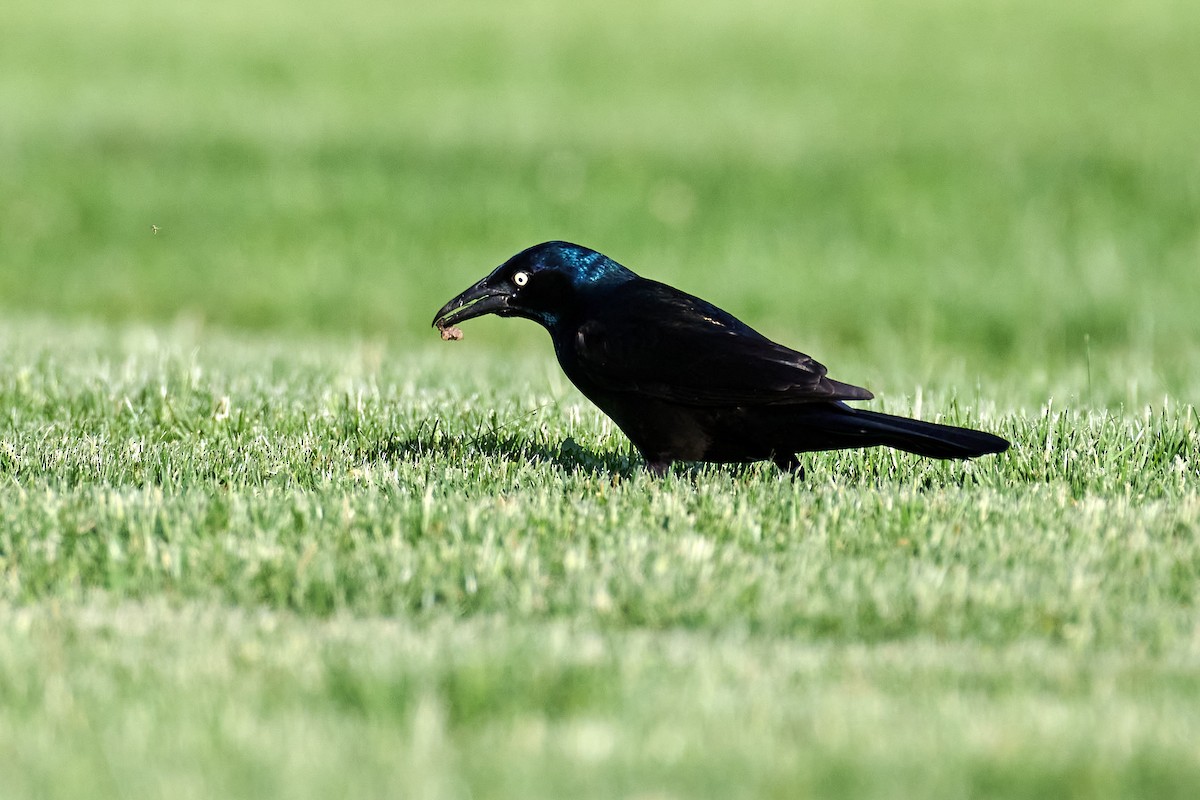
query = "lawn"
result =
(2, 0, 1199, 797)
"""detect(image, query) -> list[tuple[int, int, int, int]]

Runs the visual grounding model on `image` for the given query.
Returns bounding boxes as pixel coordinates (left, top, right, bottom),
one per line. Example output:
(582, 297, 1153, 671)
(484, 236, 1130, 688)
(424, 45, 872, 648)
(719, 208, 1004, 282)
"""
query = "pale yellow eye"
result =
(513, 271, 529, 287)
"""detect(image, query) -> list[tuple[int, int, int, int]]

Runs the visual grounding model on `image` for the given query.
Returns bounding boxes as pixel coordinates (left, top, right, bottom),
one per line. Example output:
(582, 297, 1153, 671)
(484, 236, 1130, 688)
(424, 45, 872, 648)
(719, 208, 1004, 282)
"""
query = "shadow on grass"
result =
(363, 421, 805, 482)
(363, 421, 638, 478)
(360, 422, 1010, 487)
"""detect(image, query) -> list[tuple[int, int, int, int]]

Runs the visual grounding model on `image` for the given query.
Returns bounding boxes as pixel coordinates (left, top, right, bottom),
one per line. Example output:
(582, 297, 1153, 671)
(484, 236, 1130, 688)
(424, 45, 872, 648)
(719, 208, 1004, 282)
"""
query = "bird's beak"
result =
(432, 277, 510, 329)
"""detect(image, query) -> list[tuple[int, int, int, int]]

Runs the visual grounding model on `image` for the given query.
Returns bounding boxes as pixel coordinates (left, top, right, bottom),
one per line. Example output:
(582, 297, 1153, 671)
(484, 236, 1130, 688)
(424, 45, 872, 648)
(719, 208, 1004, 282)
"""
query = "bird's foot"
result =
(772, 454, 805, 480)
(645, 460, 672, 478)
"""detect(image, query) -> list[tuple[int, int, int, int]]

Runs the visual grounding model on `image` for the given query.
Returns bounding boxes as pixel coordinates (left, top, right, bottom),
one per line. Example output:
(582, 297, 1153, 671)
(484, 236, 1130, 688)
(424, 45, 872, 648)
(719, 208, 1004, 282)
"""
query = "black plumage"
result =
(433, 241, 1009, 475)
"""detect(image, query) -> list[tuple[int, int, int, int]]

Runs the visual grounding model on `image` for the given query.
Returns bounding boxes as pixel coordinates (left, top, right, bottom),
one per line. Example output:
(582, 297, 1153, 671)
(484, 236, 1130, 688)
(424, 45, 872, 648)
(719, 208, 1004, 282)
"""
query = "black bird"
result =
(433, 241, 1009, 475)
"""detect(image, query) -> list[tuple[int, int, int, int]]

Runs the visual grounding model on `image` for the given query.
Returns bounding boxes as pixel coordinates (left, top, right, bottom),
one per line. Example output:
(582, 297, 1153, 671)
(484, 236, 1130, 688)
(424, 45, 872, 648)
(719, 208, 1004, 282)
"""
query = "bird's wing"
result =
(571, 280, 873, 406)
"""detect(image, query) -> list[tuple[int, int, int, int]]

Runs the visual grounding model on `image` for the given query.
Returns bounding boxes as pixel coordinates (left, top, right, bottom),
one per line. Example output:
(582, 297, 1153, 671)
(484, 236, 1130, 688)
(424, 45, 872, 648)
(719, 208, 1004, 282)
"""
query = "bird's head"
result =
(432, 241, 635, 332)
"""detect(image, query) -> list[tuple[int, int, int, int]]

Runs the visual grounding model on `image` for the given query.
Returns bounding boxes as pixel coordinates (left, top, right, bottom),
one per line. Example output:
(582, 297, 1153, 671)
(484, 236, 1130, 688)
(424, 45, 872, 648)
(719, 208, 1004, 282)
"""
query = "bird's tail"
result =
(795, 407, 1010, 460)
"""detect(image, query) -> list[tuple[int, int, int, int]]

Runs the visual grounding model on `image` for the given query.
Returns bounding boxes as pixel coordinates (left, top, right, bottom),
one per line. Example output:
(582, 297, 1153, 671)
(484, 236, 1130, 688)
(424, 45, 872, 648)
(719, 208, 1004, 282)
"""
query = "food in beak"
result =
(437, 323, 464, 341)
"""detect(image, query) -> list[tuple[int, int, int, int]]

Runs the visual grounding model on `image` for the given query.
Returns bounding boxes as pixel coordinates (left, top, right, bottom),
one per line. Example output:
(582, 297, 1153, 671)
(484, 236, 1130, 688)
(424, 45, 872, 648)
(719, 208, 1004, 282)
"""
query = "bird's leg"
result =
(772, 453, 805, 480)
(645, 460, 672, 477)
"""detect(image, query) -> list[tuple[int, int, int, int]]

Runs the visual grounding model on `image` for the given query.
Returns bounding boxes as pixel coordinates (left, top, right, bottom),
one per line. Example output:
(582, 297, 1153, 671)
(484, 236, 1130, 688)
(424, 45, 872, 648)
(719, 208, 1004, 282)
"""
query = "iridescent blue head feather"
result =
(506, 241, 636, 285)
(432, 241, 637, 334)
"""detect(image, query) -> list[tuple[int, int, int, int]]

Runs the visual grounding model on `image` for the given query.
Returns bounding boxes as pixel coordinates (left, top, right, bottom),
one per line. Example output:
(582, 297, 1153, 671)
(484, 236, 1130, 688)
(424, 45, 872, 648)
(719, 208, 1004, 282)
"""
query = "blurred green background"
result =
(3, 0, 1197, 395)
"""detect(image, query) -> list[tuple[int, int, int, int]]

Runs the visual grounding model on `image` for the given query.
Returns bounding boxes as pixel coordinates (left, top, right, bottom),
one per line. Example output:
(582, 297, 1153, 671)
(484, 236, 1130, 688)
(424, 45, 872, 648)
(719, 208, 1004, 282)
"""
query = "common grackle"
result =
(433, 241, 1009, 475)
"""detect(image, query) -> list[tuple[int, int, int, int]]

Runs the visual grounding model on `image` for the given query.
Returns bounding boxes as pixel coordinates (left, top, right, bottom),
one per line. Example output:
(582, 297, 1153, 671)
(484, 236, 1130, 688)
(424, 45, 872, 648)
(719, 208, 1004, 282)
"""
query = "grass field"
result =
(2, 0, 1199, 797)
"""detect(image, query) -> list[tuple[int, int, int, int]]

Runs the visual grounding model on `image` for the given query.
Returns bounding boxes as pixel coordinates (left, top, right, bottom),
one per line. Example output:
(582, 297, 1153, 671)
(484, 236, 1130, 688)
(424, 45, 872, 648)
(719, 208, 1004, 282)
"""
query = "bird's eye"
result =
(513, 271, 529, 287)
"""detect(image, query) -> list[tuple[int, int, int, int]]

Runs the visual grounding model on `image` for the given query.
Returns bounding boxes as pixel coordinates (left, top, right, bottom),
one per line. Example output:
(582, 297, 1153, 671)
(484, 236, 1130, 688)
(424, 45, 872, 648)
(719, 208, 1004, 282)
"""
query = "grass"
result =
(2, 0, 1200, 797)
(1, 321, 1197, 798)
